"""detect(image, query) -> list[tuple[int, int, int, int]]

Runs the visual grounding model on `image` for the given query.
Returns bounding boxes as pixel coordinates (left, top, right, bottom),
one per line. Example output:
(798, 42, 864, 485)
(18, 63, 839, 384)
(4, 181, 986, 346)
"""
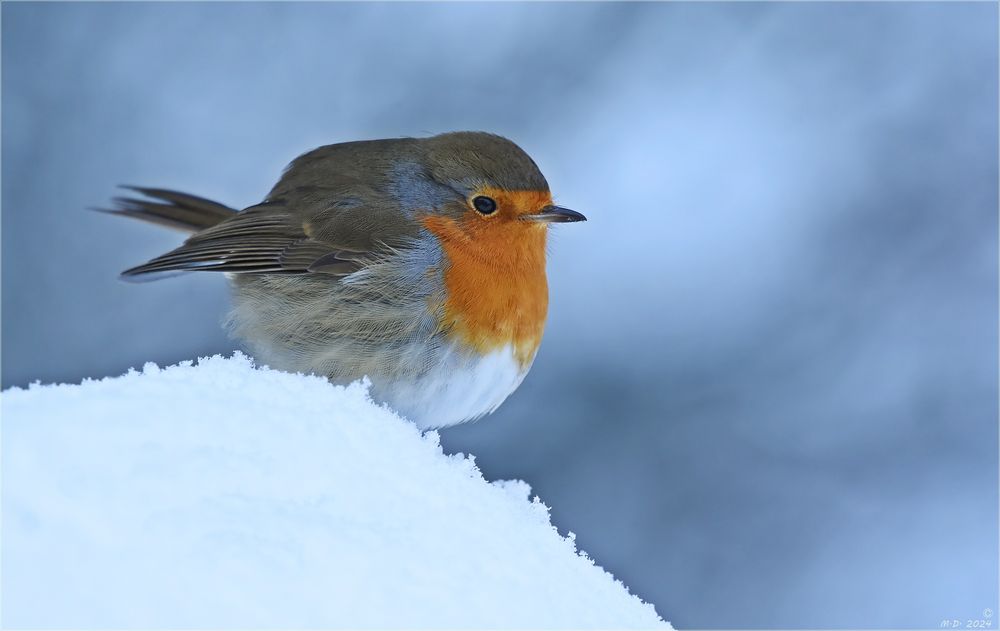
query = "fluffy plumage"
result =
(108, 131, 581, 428)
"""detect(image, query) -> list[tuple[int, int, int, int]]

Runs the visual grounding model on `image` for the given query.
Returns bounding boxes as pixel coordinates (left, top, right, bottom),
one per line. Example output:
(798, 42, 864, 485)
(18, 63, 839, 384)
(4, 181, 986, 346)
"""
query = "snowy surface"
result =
(1, 354, 667, 629)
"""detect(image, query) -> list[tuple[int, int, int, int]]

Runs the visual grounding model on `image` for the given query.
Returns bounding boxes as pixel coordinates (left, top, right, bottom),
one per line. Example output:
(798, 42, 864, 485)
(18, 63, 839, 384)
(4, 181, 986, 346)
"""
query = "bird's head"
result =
(415, 132, 585, 258)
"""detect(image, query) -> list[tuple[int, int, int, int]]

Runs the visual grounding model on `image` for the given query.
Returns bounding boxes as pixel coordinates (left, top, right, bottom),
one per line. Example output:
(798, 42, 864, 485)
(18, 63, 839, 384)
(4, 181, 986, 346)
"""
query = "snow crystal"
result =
(2, 353, 667, 628)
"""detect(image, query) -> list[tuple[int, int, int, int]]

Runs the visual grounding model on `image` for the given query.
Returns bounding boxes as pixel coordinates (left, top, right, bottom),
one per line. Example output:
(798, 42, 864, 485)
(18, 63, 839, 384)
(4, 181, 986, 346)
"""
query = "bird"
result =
(106, 131, 585, 430)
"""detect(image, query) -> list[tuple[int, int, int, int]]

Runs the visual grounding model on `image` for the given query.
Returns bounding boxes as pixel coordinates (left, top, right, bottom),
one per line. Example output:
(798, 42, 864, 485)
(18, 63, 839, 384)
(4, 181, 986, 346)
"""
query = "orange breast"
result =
(421, 190, 551, 370)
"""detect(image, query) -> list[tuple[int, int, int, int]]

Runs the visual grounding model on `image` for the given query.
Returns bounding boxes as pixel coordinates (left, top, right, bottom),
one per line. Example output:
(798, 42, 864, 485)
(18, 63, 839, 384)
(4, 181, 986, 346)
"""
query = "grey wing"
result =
(118, 139, 434, 282)
(120, 201, 367, 281)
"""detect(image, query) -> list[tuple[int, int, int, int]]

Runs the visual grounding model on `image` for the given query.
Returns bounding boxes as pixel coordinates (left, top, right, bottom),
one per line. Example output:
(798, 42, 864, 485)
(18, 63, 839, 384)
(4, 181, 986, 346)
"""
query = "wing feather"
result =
(121, 202, 366, 279)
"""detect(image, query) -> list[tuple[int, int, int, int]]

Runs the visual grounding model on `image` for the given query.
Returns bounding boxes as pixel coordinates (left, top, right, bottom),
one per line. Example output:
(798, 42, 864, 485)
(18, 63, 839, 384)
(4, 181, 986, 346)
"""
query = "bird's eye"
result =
(472, 196, 497, 215)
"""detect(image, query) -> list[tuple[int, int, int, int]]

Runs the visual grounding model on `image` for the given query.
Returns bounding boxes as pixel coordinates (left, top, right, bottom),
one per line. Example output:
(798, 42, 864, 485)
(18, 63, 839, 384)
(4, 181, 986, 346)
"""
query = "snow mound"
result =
(2, 353, 667, 629)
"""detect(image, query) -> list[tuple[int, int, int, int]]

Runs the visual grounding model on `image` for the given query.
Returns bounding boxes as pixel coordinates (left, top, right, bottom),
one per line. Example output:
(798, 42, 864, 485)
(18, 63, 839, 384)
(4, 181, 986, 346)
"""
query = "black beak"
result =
(521, 205, 587, 223)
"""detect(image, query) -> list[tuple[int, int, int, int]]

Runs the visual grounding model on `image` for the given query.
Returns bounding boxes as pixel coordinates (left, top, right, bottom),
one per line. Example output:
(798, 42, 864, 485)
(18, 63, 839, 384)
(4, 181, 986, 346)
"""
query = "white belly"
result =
(371, 343, 530, 430)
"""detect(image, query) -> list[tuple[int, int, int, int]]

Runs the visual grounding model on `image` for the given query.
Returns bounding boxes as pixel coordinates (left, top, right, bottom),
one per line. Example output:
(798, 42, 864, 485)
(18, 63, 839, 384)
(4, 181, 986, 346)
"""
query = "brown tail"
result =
(98, 186, 237, 233)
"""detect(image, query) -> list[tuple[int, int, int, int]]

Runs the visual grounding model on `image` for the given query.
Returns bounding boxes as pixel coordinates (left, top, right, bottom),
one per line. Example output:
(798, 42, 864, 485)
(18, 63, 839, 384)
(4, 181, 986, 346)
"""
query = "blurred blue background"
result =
(3, 2, 997, 628)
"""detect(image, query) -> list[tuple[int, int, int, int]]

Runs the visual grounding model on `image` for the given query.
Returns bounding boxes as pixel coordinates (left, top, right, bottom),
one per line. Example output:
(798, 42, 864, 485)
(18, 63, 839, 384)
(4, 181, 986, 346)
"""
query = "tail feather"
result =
(97, 186, 237, 233)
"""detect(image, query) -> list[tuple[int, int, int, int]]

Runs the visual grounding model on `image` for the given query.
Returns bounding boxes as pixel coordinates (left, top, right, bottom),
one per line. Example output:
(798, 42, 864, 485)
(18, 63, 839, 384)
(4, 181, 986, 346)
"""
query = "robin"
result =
(107, 131, 585, 429)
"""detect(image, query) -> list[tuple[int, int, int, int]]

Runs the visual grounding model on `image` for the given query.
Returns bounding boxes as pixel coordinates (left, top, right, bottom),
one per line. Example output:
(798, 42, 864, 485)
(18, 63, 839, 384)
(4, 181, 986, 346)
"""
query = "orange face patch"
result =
(421, 188, 552, 368)
(468, 187, 554, 221)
